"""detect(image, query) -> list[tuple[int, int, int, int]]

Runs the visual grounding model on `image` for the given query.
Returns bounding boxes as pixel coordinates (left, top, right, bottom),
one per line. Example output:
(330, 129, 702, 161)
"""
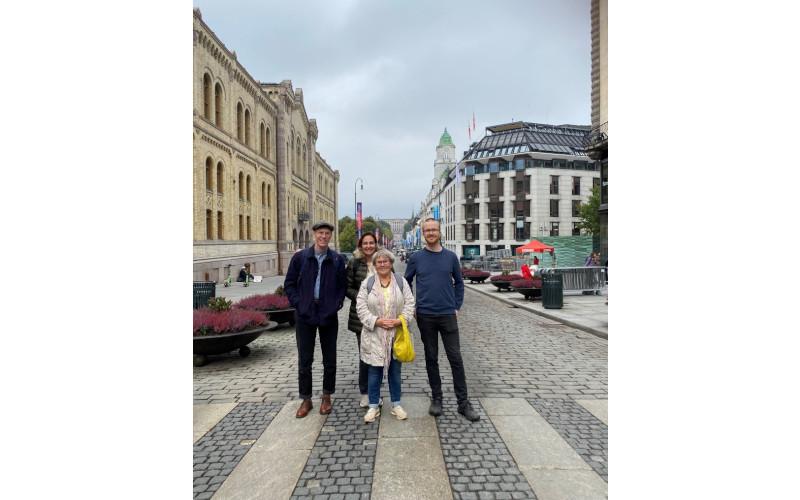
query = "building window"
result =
(217, 211, 223, 239)
(573, 176, 581, 195)
(593, 177, 601, 190)
(238, 172, 244, 200)
(550, 199, 559, 217)
(266, 127, 271, 158)
(214, 83, 223, 127)
(260, 123, 266, 156)
(262, 218, 266, 240)
(202, 74, 211, 119)
(205, 157, 213, 191)
(268, 219, 272, 239)
(239, 215, 244, 239)
(244, 109, 251, 146)
(261, 182, 266, 206)
(550, 175, 559, 194)
(572, 222, 581, 236)
(572, 200, 581, 217)
(216, 162, 224, 195)
(268, 184, 272, 207)
(550, 222, 559, 236)
(206, 209, 213, 239)
(247, 216, 251, 240)
(236, 103, 243, 141)
(246, 175, 251, 202)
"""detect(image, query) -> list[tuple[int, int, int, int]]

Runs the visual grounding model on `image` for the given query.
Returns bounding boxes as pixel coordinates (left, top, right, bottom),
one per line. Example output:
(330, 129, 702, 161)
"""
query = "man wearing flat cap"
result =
(284, 221, 347, 418)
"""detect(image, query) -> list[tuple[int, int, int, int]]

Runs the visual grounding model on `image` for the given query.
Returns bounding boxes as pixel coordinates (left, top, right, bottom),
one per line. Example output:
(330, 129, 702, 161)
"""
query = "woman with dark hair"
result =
(345, 232, 379, 408)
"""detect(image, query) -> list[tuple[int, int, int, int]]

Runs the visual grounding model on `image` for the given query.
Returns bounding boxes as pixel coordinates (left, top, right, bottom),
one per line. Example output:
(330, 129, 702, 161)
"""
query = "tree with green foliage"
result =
(337, 216, 393, 252)
(577, 185, 601, 235)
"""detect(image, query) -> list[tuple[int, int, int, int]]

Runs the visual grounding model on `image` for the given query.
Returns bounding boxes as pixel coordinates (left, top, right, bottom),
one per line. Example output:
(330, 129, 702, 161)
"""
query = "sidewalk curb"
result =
(464, 286, 608, 340)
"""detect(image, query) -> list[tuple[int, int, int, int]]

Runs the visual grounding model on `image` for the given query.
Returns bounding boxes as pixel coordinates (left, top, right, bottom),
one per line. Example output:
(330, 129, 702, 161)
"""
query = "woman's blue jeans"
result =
(367, 357, 401, 407)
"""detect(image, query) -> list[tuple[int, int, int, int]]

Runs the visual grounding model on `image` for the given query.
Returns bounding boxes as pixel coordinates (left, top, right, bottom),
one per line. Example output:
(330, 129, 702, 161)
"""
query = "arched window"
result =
(244, 109, 251, 146)
(203, 74, 211, 119)
(259, 123, 265, 156)
(261, 182, 266, 206)
(266, 127, 271, 158)
(205, 157, 213, 191)
(214, 83, 223, 127)
(303, 146, 307, 179)
(268, 219, 271, 240)
(246, 175, 251, 202)
(216, 162, 223, 195)
(236, 103, 243, 141)
(293, 229, 298, 248)
(267, 184, 271, 207)
(238, 172, 244, 200)
(286, 136, 295, 173)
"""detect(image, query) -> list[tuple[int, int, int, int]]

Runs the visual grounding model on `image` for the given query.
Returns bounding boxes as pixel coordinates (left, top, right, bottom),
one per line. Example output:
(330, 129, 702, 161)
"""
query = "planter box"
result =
(261, 307, 295, 326)
(467, 276, 489, 284)
(491, 281, 512, 291)
(512, 287, 542, 301)
(193, 322, 276, 366)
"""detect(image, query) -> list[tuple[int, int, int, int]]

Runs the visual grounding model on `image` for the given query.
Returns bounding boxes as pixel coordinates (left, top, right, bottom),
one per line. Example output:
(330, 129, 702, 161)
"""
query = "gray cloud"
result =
(194, 0, 591, 219)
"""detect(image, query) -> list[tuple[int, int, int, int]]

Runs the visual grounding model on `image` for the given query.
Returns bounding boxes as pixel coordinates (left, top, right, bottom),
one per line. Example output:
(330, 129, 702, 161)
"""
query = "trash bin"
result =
(193, 281, 216, 309)
(541, 272, 563, 309)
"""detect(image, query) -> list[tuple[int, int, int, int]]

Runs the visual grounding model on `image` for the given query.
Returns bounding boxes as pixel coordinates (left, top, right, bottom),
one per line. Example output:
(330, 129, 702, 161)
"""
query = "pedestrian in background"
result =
(404, 218, 480, 422)
(345, 231, 379, 408)
(284, 221, 347, 418)
(356, 249, 415, 423)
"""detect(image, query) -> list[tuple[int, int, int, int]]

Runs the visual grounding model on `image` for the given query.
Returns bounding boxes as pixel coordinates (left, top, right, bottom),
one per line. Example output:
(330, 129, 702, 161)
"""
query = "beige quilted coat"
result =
(355, 273, 415, 367)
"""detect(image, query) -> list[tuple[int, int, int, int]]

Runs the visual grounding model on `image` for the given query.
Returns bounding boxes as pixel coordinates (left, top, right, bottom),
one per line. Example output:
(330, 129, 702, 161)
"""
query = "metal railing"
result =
(540, 266, 607, 293)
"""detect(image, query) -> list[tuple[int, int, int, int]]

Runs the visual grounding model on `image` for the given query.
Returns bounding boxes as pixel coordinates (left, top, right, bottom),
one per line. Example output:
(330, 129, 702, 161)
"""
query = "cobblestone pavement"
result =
(438, 398, 538, 500)
(527, 398, 608, 481)
(193, 288, 607, 498)
(193, 289, 607, 404)
(290, 403, 378, 499)
(193, 402, 283, 499)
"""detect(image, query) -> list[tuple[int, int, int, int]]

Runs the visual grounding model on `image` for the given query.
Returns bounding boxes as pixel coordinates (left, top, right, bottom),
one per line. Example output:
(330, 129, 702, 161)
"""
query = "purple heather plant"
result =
(233, 293, 291, 311)
(193, 308, 268, 336)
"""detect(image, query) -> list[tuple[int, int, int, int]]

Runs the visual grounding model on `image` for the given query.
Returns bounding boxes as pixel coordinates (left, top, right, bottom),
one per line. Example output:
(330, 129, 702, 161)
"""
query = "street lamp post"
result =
(354, 177, 364, 239)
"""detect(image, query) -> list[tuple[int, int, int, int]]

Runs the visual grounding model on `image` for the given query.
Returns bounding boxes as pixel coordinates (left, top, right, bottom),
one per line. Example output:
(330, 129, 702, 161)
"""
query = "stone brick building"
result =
(193, 9, 338, 281)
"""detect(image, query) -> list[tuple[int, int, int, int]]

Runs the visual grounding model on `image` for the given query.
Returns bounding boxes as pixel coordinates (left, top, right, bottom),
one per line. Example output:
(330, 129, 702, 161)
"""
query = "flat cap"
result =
(312, 221, 335, 231)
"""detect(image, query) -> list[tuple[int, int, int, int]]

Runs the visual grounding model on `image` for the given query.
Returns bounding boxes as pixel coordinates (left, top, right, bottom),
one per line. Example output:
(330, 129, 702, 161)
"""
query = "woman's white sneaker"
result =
(391, 406, 408, 420)
(364, 407, 380, 423)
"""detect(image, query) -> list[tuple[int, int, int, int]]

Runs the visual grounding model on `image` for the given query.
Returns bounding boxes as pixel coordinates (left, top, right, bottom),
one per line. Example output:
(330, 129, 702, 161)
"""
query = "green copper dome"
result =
(439, 128, 453, 146)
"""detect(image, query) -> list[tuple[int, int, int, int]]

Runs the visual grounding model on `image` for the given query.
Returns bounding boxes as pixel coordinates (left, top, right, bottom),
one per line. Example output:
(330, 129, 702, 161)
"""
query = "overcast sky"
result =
(194, 0, 591, 221)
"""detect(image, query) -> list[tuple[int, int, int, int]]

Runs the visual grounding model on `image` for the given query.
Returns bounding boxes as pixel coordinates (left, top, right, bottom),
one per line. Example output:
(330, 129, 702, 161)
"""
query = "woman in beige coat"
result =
(356, 249, 415, 423)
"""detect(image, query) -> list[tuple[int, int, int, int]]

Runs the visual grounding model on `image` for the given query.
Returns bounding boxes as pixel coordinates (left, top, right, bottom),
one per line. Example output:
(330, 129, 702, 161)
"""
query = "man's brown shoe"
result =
(320, 394, 333, 415)
(295, 399, 313, 418)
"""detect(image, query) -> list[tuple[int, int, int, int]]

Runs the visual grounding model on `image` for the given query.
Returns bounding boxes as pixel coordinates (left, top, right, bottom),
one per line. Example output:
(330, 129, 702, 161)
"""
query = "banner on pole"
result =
(356, 202, 363, 239)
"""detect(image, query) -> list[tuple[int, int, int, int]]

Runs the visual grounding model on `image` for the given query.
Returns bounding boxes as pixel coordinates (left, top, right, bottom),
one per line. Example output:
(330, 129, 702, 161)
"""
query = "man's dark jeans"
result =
(296, 314, 338, 399)
(417, 313, 469, 404)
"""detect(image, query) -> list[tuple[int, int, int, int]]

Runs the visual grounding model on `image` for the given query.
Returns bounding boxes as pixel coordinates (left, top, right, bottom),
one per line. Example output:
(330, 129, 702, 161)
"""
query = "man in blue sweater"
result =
(404, 218, 480, 422)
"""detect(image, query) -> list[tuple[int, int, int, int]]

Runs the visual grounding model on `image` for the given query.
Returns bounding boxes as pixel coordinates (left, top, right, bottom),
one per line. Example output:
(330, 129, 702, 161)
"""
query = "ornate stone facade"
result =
(193, 9, 338, 281)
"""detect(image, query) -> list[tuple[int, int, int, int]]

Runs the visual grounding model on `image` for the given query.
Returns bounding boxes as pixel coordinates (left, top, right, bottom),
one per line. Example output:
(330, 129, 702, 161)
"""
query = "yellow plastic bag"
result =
(393, 315, 415, 363)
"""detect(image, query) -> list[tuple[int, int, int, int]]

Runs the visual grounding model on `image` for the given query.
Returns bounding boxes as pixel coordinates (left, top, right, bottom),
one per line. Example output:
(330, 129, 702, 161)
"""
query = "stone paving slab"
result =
(378, 396, 438, 439)
(527, 398, 608, 481)
(519, 468, 607, 500)
(212, 400, 325, 500)
(371, 469, 453, 500)
(574, 399, 608, 425)
(480, 398, 538, 417)
(193, 402, 283, 499)
(194, 403, 237, 443)
(490, 414, 590, 470)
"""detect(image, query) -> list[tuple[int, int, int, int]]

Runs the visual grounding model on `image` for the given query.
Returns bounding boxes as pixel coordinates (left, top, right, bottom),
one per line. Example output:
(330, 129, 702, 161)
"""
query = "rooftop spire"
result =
(439, 128, 453, 146)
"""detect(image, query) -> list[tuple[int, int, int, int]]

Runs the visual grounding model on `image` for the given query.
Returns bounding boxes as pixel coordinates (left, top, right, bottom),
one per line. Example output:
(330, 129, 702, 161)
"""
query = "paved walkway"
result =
(195, 272, 608, 499)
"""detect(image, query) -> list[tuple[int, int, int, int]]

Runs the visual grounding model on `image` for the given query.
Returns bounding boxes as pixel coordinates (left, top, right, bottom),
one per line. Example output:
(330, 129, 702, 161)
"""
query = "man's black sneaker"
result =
(428, 399, 443, 417)
(458, 402, 480, 422)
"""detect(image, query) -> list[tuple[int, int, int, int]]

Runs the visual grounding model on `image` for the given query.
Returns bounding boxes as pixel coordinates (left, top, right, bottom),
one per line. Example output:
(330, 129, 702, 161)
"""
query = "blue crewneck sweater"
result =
(404, 247, 464, 314)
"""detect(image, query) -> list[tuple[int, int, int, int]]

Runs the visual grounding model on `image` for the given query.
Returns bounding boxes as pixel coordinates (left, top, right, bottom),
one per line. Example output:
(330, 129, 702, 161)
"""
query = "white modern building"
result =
(415, 122, 601, 258)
